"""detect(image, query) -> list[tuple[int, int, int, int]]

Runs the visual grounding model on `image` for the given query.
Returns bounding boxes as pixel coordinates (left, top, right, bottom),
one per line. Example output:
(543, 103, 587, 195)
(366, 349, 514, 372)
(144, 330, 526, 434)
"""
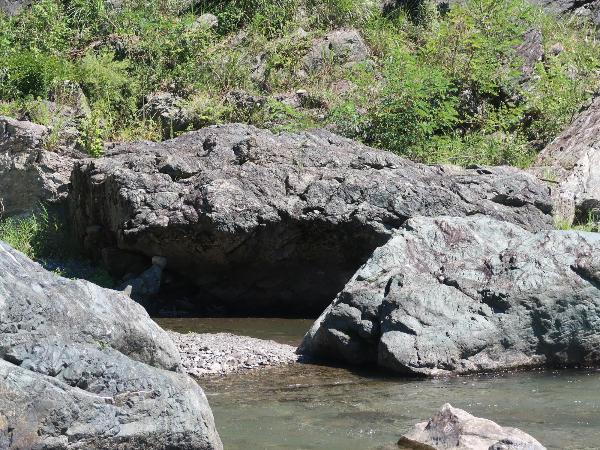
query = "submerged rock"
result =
(168, 331, 299, 377)
(398, 404, 546, 450)
(531, 96, 600, 225)
(70, 124, 552, 315)
(0, 116, 79, 217)
(299, 215, 600, 375)
(0, 241, 222, 449)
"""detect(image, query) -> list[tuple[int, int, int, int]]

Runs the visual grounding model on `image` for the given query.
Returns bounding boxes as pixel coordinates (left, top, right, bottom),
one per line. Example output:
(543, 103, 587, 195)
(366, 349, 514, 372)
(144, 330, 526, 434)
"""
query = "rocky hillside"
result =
(0, 0, 599, 167)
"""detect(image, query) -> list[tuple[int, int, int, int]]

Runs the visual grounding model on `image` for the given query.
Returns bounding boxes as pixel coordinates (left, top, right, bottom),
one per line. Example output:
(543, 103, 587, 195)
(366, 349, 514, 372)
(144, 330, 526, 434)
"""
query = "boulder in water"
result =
(299, 215, 600, 375)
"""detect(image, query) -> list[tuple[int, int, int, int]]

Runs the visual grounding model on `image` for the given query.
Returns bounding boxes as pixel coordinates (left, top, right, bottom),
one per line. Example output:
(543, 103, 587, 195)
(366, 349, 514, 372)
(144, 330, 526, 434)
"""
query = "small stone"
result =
(152, 255, 168, 269)
(303, 29, 370, 72)
(193, 13, 218, 30)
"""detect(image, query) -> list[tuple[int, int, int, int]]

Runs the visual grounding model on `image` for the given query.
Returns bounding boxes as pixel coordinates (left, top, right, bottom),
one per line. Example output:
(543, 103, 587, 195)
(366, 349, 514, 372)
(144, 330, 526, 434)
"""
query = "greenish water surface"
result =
(156, 317, 600, 450)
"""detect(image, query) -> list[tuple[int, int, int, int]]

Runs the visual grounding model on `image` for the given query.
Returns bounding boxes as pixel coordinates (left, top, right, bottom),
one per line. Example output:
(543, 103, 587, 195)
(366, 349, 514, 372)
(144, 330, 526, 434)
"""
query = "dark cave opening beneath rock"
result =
(96, 217, 396, 319)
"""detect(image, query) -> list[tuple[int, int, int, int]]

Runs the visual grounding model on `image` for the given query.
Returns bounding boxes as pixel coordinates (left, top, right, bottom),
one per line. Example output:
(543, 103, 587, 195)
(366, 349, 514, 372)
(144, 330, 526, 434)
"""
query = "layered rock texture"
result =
(0, 116, 78, 217)
(0, 241, 222, 449)
(398, 404, 546, 450)
(299, 215, 600, 375)
(532, 96, 600, 225)
(70, 124, 552, 315)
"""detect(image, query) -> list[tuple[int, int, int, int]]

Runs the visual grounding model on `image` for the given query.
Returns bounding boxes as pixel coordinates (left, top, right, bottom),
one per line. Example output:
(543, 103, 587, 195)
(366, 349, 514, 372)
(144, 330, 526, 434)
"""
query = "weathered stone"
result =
(529, 0, 600, 25)
(303, 29, 370, 72)
(143, 92, 195, 138)
(0, 116, 77, 217)
(0, 241, 222, 449)
(398, 404, 546, 450)
(0, 0, 32, 16)
(168, 331, 298, 377)
(70, 124, 552, 315)
(119, 263, 164, 303)
(49, 80, 91, 120)
(192, 13, 219, 30)
(381, 0, 600, 24)
(299, 215, 600, 375)
(515, 29, 544, 83)
(531, 96, 600, 224)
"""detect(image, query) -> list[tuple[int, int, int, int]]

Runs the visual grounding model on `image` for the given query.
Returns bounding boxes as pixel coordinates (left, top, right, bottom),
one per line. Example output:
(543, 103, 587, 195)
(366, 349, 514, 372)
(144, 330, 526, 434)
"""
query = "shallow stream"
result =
(156, 318, 600, 450)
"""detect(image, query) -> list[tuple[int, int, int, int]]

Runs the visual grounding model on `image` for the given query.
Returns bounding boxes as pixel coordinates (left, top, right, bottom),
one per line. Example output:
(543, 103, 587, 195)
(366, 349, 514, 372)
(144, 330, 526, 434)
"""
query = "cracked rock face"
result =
(531, 96, 600, 225)
(0, 241, 222, 449)
(70, 124, 552, 315)
(0, 116, 78, 217)
(299, 216, 600, 376)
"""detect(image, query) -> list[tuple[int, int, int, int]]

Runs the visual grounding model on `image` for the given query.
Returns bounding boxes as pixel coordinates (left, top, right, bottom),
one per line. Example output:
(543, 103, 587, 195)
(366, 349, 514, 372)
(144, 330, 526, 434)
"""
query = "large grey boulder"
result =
(398, 404, 546, 450)
(299, 215, 600, 375)
(70, 124, 552, 315)
(0, 116, 78, 217)
(531, 96, 600, 225)
(0, 241, 222, 449)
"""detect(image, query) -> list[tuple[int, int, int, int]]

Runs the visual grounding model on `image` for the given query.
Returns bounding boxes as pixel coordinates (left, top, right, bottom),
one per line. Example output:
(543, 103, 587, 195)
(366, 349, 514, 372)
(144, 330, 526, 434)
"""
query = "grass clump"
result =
(0, 207, 114, 287)
(0, 208, 66, 259)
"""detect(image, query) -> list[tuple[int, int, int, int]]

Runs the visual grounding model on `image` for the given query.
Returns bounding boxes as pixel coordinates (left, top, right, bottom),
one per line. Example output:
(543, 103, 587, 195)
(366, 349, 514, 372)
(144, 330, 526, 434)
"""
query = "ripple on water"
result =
(157, 317, 600, 450)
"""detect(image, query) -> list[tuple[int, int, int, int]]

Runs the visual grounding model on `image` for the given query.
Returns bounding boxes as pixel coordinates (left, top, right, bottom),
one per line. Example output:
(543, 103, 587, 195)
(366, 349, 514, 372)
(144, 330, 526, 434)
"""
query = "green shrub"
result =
(0, 0, 597, 163)
(0, 208, 66, 259)
(369, 46, 459, 161)
(78, 112, 104, 157)
(0, 52, 72, 99)
(332, 0, 599, 166)
(0, 208, 115, 286)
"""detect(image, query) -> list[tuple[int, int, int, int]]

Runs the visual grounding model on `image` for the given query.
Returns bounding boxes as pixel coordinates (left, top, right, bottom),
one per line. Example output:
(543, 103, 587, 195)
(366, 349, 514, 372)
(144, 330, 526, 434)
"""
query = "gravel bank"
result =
(167, 331, 300, 377)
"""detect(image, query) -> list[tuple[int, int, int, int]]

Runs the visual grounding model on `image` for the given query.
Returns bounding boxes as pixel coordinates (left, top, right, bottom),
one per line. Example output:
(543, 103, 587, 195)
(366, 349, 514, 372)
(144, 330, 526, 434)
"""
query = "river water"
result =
(156, 318, 600, 450)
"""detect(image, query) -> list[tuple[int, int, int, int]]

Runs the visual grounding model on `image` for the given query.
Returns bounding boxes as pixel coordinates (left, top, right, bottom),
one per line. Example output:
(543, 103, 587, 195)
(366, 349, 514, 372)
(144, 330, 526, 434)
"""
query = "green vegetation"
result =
(555, 212, 599, 232)
(0, 0, 598, 165)
(0, 207, 66, 259)
(0, 207, 114, 286)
